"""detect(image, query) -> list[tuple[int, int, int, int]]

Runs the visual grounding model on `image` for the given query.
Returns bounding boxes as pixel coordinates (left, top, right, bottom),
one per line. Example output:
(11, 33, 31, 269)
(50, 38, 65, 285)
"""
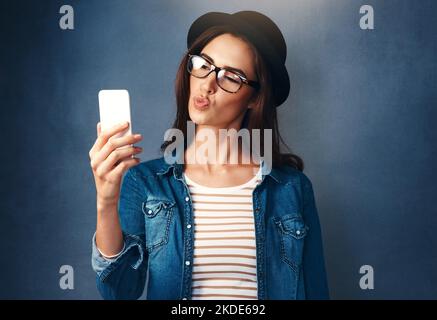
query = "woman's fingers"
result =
(98, 121, 130, 147)
(89, 122, 131, 161)
(93, 133, 142, 166)
(93, 122, 129, 151)
(110, 156, 141, 180)
(96, 145, 142, 177)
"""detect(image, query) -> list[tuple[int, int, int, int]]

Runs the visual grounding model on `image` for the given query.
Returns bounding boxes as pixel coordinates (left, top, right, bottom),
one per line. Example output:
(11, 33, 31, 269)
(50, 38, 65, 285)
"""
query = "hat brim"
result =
(187, 12, 290, 107)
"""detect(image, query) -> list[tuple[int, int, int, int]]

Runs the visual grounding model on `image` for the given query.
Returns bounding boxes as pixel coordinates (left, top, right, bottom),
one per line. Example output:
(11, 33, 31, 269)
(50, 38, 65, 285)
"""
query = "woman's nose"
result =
(200, 71, 217, 94)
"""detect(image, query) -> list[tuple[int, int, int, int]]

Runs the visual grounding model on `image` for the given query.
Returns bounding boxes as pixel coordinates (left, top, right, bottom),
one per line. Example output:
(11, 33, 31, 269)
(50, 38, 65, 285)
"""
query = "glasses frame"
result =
(187, 54, 260, 93)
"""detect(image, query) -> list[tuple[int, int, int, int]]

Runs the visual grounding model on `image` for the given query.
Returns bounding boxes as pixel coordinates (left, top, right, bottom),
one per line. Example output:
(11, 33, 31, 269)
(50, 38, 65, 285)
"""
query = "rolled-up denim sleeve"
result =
(91, 167, 147, 300)
(301, 174, 330, 300)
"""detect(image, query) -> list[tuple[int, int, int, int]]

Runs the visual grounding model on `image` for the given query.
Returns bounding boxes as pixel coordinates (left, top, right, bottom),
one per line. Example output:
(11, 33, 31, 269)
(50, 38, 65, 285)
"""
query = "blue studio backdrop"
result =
(1, 0, 436, 299)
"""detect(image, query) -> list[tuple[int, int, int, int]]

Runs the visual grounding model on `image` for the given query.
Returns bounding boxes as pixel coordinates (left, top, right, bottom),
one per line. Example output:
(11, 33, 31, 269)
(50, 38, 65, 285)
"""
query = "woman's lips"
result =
(194, 96, 210, 110)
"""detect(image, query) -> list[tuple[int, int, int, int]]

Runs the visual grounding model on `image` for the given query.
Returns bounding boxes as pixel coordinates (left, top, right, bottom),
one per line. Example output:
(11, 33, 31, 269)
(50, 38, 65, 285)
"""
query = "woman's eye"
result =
(225, 76, 240, 84)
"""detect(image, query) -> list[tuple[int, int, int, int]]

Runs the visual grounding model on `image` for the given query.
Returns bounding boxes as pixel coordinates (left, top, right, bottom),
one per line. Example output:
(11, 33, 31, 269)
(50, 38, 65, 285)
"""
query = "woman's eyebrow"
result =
(200, 52, 247, 78)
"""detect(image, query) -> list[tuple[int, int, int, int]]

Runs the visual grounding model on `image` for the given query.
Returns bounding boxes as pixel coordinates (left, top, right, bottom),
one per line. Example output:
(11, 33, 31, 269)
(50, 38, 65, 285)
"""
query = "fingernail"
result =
(121, 121, 129, 127)
(134, 134, 142, 138)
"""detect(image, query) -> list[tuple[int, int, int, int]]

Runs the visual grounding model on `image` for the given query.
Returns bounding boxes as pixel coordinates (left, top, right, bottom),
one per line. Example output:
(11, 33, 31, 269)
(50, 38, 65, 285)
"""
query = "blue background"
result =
(1, 0, 436, 299)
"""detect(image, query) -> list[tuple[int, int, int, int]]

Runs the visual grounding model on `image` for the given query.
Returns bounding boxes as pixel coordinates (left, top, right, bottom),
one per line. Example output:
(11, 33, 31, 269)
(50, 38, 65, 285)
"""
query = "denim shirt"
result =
(91, 156, 329, 300)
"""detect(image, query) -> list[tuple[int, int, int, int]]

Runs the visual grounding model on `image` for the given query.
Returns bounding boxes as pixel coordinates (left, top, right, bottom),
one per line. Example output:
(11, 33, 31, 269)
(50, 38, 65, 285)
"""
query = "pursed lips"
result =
(194, 96, 210, 107)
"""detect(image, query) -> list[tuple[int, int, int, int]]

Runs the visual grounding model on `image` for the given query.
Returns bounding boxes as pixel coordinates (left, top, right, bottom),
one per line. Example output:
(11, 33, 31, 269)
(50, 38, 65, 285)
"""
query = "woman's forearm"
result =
(95, 199, 124, 257)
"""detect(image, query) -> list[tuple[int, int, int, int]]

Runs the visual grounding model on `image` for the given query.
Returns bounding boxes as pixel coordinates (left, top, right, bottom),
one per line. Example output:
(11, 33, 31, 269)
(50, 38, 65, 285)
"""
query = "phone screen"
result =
(98, 89, 132, 139)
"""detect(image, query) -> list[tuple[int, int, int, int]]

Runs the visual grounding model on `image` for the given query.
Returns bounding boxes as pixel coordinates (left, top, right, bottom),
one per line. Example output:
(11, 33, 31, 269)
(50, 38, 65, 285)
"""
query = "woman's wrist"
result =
(97, 196, 119, 212)
(97, 241, 125, 259)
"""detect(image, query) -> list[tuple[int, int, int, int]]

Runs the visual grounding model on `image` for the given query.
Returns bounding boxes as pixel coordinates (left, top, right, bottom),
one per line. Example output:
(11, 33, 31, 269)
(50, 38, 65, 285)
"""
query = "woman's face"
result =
(188, 33, 258, 129)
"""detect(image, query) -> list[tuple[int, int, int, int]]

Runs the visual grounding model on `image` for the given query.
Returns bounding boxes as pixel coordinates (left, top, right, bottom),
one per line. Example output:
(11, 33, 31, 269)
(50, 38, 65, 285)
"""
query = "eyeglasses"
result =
(187, 54, 260, 93)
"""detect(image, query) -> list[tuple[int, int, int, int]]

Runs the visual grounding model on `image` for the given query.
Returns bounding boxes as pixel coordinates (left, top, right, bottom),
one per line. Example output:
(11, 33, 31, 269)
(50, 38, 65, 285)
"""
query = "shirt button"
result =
(296, 230, 301, 235)
(185, 261, 190, 266)
(185, 197, 190, 202)
(187, 224, 192, 229)
(148, 209, 152, 214)
(182, 298, 187, 300)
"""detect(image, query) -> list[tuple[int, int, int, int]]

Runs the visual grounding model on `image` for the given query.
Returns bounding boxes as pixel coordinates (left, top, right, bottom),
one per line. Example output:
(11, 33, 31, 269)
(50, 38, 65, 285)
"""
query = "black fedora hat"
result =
(187, 10, 290, 107)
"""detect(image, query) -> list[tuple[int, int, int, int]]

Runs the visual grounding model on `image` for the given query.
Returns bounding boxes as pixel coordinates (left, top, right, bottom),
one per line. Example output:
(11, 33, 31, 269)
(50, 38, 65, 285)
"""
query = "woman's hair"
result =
(160, 25, 304, 171)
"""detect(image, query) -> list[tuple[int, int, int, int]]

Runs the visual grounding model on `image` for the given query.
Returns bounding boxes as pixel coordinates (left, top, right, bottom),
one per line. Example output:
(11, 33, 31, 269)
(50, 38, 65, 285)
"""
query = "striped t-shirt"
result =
(183, 166, 262, 300)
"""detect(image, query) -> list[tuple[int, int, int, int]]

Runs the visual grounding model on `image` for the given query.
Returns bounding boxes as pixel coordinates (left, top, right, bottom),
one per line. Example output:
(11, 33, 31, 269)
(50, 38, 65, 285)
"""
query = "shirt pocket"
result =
(274, 214, 309, 272)
(142, 198, 175, 252)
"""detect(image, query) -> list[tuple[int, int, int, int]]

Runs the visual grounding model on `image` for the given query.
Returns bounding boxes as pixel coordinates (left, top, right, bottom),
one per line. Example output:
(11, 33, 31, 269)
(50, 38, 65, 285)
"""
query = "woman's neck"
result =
(184, 124, 259, 173)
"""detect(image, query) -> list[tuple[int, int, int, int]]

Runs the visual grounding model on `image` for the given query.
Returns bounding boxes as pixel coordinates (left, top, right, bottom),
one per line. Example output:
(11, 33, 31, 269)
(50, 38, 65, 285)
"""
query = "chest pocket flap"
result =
(142, 199, 175, 218)
(276, 215, 309, 239)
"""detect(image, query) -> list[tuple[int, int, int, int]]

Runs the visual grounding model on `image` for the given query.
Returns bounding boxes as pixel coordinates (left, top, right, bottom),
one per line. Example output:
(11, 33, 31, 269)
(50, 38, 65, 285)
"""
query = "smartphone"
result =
(98, 89, 133, 149)
(98, 89, 132, 135)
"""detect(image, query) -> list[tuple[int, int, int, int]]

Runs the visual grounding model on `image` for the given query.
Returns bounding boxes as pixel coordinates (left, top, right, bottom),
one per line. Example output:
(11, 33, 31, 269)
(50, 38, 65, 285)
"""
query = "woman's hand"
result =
(89, 122, 143, 207)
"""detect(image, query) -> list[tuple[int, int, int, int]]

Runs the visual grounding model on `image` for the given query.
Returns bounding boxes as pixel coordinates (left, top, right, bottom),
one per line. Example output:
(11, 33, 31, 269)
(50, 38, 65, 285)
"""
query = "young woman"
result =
(89, 10, 329, 300)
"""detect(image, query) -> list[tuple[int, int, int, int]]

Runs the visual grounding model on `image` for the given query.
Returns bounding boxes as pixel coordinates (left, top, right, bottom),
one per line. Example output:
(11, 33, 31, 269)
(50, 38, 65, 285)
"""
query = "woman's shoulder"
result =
(271, 163, 314, 188)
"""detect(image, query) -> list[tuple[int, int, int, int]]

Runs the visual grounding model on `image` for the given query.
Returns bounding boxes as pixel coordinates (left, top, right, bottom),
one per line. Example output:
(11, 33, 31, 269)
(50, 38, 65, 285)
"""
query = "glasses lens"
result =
(188, 55, 210, 77)
(187, 55, 242, 93)
(217, 69, 242, 93)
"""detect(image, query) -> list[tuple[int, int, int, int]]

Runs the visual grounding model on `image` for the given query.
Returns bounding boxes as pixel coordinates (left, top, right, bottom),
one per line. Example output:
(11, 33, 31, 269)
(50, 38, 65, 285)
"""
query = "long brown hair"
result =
(160, 25, 304, 171)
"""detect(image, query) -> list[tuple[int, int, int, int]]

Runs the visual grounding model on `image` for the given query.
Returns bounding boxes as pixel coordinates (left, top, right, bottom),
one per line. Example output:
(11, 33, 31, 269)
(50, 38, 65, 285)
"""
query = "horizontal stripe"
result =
(193, 263, 256, 269)
(195, 229, 255, 233)
(192, 273, 257, 282)
(191, 192, 253, 197)
(193, 275, 256, 283)
(191, 277, 256, 283)
(196, 237, 255, 241)
(193, 270, 257, 276)
(195, 231, 255, 237)
(194, 254, 256, 260)
(194, 228, 255, 233)
(193, 199, 253, 205)
(193, 216, 253, 220)
(193, 239, 256, 247)
(194, 257, 256, 265)
(192, 285, 257, 291)
(194, 212, 254, 217)
(191, 293, 257, 299)
(194, 249, 256, 257)
(192, 289, 257, 296)
(193, 262, 256, 268)
(191, 208, 253, 212)
(193, 201, 252, 206)
(195, 222, 253, 226)
(194, 245, 256, 249)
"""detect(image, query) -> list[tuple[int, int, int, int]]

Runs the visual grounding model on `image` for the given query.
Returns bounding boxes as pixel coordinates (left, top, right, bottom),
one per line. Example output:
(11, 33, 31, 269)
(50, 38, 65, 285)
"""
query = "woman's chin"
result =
(189, 110, 213, 125)
(189, 116, 212, 126)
